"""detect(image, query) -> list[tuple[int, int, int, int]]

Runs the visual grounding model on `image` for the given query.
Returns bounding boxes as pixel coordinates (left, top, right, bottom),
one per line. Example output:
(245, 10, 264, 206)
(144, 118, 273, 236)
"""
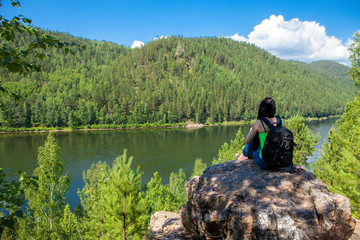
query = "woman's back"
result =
(256, 117, 282, 134)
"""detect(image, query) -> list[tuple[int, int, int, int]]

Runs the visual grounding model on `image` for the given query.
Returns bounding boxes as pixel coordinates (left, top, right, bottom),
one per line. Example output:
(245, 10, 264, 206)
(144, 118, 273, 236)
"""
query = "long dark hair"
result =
(257, 97, 276, 119)
(253, 97, 276, 149)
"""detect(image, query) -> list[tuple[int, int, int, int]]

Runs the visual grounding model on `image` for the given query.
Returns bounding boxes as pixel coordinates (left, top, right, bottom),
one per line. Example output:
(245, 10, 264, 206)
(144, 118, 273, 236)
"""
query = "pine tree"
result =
(99, 150, 148, 239)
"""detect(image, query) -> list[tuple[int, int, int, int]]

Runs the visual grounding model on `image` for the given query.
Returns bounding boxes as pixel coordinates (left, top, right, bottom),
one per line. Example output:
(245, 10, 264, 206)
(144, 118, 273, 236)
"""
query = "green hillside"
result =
(0, 31, 356, 128)
(309, 60, 350, 78)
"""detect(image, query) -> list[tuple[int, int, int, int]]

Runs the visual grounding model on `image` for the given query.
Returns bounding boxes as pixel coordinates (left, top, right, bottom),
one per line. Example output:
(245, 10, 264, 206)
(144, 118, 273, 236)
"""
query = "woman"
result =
(236, 97, 305, 171)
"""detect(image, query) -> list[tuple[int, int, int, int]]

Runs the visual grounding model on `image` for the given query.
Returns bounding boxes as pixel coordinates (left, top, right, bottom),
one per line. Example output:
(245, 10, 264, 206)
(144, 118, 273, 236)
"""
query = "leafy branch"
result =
(0, 0, 85, 105)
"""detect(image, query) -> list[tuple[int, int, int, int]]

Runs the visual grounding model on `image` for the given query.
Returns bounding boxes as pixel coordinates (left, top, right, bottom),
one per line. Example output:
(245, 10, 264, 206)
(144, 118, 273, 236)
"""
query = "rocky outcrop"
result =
(147, 211, 195, 239)
(180, 159, 356, 240)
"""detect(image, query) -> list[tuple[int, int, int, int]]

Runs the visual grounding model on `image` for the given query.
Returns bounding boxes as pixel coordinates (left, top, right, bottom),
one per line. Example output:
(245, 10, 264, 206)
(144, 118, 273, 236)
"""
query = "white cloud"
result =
(230, 33, 248, 42)
(153, 35, 168, 41)
(131, 40, 145, 48)
(230, 15, 349, 63)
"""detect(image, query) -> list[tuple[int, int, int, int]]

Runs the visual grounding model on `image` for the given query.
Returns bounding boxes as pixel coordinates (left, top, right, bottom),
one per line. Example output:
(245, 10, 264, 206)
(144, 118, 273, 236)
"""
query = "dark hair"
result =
(253, 97, 276, 149)
(257, 97, 276, 119)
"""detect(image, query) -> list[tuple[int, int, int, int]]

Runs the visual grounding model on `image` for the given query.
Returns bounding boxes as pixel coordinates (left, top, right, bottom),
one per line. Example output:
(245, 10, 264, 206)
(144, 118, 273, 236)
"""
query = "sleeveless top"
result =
(258, 119, 283, 152)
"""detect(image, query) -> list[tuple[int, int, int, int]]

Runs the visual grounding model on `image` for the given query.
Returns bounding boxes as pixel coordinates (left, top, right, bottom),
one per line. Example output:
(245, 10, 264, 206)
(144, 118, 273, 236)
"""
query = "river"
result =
(0, 117, 338, 207)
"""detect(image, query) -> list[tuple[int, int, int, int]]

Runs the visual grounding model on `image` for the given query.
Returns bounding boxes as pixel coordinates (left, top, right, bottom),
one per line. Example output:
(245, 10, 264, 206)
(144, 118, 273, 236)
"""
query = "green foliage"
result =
(0, 0, 84, 74)
(0, 35, 356, 128)
(350, 32, 360, 87)
(145, 172, 178, 213)
(313, 32, 360, 218)
(168, 168, 187, 210)
(0, 0, 84, 110)
(101, 151, 147, 239)
(213, 128, 245, 164)
(57, 204, 81, 240)
(309, 60, 351, 79)
(78, 161, 110, 219)
(286, 115, 319, 167)
(79, 151, 148, 239)
(313, 96, 360, 218)
(191, 158, 207, 178)
(0, 169, 36, 238)
(17, 133, 74, 239)
(77, 161, 110, 238)
(145, 168, 191, 214)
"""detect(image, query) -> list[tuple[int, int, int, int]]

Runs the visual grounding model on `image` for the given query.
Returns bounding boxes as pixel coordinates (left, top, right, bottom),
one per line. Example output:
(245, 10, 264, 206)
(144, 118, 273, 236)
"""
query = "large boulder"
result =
(180, 159, 356, 240)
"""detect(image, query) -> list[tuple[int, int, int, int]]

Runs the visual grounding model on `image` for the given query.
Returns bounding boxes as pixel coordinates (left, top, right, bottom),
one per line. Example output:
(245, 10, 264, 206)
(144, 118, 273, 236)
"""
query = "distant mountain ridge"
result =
(309, 60, 350, 78)
(0, 31, 356, 128)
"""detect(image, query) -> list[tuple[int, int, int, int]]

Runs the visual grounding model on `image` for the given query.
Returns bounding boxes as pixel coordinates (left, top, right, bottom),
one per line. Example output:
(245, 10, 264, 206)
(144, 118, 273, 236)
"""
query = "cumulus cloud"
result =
(131, 40, 145, 48)
(229, 33, 248, 42)
(230, 15, 349, 63)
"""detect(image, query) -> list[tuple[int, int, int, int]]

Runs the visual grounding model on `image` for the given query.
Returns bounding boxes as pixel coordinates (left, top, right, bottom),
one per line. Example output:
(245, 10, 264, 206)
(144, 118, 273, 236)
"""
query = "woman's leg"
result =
(253, 150, 269, 170)
(242, 141, 254, 159)
(236, 143, 252, 160)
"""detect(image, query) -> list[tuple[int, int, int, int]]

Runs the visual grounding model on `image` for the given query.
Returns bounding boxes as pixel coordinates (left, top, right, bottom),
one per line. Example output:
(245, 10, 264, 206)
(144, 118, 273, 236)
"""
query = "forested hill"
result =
(0, 31, 356, 128)
(309, 60, 350, 78)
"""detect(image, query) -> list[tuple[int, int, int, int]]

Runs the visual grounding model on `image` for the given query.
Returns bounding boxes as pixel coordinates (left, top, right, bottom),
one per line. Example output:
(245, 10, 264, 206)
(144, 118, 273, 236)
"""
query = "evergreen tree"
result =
(286, 115, 319, 167)
(0, 34, 356, 129)
(100, 150, 147, 239)
(191, 158, 207, 178)
(79, 151, 148, 239)
(168, 168, 187, 211)
(77, 161, 110, 238)
(312, 32, 360, 218)
(145, 172, 178, 213)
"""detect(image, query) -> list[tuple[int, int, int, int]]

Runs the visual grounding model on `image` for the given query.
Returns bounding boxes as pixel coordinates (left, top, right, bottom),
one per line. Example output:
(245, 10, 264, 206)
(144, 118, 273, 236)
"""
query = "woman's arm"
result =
(245, 121, 259, 144)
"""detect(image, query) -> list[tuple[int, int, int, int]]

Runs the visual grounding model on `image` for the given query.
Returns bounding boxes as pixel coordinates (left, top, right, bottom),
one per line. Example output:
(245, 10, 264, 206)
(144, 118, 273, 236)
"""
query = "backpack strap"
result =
(275, 116, 282, 127)
(261, 116, 282, 130)
(261, 117, 275, 131)
(260, 120, 267, 132)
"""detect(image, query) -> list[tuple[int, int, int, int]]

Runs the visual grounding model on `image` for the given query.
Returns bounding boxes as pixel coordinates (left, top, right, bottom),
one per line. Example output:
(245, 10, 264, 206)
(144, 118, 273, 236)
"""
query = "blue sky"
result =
(2, 0, 360, 64)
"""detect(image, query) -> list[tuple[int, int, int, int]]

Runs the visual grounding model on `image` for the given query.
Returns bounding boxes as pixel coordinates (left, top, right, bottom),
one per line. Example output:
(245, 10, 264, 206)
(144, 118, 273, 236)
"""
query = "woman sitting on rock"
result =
(236, 97, 306, 171)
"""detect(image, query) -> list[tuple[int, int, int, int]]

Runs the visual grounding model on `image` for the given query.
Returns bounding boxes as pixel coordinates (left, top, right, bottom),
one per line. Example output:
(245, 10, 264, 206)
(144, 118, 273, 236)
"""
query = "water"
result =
(305, 117, 338, 165)
(0, 118, 337, 207)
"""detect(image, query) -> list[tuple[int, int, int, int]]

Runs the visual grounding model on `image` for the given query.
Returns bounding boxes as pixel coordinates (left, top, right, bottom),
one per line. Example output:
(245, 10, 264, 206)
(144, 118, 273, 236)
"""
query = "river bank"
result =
(0, 115, 340, 135)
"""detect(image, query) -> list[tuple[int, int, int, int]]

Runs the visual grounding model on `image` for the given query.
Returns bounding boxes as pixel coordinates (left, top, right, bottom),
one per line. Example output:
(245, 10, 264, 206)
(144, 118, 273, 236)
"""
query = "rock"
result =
(349, 218, 360, 240)
(148, 211, 196, 240)
(175, 45, 185, 57)
(180, 159, 356, 240)
(185, 120, 204, 129)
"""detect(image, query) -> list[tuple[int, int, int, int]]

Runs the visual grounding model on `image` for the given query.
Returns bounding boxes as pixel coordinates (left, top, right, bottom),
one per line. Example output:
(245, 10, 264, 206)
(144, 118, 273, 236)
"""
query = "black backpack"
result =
(261, 117, 295, 169)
